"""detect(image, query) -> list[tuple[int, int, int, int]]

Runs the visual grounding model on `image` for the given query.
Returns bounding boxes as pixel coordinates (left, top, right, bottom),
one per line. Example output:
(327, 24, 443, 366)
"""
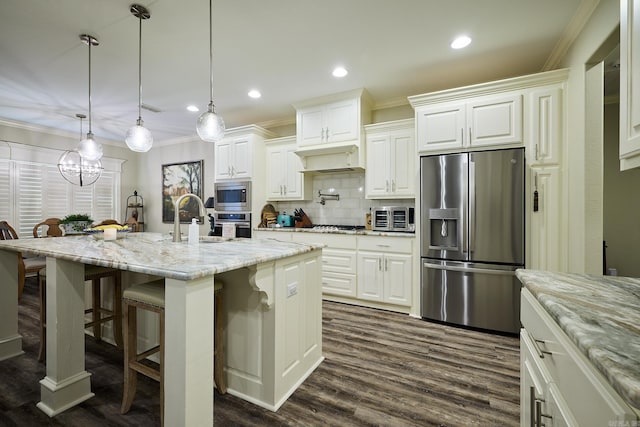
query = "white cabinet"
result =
(297, 98, 359, 146)
(265, 136, 310, 201)
(620, 0, 640, 170)
(215, 136, 251, 180)
(289, 233, 358, 298)
(214, 125, 277, 182)
(414, 94, 522, 153)
(357, 236, 412, 307)
(520, 289, 639, 427)
(364, 119, 415, 199)
(294, 88, 371, 148)
(528, 86, 563, 166)
(528, 167, 562, 271)
(521, 329, 577, 427)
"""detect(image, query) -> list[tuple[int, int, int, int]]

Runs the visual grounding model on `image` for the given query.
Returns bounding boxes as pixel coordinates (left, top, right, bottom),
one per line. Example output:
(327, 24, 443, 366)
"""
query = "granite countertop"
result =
(516, 269, 640, 411)
(254, 227, 416, 238)
(0, 233, 322, 281)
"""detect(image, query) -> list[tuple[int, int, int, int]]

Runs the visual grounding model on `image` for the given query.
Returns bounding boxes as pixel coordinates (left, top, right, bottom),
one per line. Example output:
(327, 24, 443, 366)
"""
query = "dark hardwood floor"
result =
(0, 277, 520, 426)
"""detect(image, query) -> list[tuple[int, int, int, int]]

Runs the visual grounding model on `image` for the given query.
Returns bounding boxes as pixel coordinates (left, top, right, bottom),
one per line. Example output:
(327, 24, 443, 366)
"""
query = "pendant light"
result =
(58, 113, 103, 187)
(196, 0, 225, 142)
(76, 34, 103, 161)
(125, 4, 153, 152)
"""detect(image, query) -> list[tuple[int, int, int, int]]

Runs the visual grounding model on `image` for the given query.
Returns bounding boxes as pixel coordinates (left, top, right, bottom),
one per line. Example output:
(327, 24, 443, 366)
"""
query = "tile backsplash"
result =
(274, 172, 414, 226)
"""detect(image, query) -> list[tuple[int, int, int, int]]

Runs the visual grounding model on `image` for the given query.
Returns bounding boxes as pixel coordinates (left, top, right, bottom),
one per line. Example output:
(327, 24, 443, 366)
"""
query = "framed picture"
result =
(162, 160, 204, 223)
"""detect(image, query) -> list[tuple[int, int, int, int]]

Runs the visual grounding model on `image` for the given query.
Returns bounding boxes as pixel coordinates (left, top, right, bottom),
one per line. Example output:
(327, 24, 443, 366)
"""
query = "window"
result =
(0, 143, 122, 238)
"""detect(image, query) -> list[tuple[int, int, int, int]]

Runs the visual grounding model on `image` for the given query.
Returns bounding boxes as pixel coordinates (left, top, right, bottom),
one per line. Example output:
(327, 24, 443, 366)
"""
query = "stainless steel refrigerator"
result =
(420, 148, 524, 334)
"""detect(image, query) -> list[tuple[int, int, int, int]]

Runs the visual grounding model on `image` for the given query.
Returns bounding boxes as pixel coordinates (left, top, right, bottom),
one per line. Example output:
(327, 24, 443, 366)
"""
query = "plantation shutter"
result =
(0, 159, 10, 223)
(93, 171, 116, 222)
(16, 162, 45, 237)
(44, 164, 70, 220)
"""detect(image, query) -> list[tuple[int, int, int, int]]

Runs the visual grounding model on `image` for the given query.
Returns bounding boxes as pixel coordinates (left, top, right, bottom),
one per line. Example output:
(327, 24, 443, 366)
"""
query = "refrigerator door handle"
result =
(462, 157, 469, 255)
(423, 262, 516, 276)
(469, 156, 475, 254)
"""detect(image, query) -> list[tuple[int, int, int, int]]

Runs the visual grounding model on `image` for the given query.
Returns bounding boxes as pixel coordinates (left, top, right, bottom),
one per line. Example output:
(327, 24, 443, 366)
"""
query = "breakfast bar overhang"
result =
(0, 233, 324, 426)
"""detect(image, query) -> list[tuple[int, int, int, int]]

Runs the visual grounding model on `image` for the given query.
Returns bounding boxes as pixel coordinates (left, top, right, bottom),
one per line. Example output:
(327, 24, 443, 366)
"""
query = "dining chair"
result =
(0, 220, 46, 299)
(33, 218, 63, 238)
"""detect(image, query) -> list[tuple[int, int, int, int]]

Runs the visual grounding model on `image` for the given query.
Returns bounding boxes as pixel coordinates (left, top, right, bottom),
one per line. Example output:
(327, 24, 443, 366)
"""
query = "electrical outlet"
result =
(287, 283, 298, 297)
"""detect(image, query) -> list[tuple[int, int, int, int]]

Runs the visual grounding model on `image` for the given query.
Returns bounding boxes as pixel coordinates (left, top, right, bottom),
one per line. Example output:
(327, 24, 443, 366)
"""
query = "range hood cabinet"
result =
(295, 143, 364, 173)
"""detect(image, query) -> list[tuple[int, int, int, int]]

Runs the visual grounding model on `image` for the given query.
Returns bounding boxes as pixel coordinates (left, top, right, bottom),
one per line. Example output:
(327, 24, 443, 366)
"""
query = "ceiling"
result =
(0, 0, 589, 146)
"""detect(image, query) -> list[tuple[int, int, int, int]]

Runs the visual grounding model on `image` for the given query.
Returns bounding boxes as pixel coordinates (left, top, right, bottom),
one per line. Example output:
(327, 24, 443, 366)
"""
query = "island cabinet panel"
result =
(620, 0, 640, 170)
(520, 289, 638, 426)
(220, 249, 323, 411)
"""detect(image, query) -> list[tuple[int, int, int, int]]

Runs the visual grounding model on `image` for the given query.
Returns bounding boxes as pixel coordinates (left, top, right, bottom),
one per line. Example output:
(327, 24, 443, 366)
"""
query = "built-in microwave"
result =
(214, 181, 251, 211)
(372, 206, 415, 232)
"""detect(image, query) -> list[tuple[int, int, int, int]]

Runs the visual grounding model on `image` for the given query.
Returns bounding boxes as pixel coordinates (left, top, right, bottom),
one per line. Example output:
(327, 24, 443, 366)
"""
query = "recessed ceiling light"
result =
(332, 67, 348, 78)
(248, 90, 261, 99)
(451, 35, 472, 49)
(187, 105, 199, 112)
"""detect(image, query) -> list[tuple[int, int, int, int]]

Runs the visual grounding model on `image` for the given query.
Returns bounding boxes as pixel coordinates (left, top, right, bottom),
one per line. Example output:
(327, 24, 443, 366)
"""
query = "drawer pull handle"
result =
(376, 244, 391, 247)
(532, 337, 552, 359)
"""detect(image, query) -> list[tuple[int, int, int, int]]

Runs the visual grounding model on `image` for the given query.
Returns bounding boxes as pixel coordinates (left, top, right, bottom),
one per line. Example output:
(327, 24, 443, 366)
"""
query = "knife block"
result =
(295, 213, 313, 228)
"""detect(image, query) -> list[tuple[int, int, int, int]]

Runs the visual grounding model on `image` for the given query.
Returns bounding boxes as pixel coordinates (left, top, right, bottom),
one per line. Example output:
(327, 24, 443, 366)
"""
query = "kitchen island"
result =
(516, 269, 640, 425)
(0, 233, 323, 426)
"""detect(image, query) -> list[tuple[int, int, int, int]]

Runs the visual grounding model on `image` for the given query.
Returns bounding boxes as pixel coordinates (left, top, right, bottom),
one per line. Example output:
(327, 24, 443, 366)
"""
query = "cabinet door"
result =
(529, 167, 561, 271)
(529, 87, 562, 166)
(215, 140, 233, 180)
(383, 254, 412, 306)
(283, 145, 302, 198)
(416, 103, 465, 152)
(231, 138, 251, 178)
(266, 146, 284, 199)
(365, 135, 391, 197)
(390, 132, 414, 197)
(620, 0, 640, 170)
(357, 252, 383, 302)
(326, 98, 358, 143)
(468, 94, 523, 148)
(298, 107, 324, 146)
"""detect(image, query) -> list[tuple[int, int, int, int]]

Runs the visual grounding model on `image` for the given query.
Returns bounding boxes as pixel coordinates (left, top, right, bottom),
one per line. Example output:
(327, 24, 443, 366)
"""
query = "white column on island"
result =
(164, 275, 215, 426)
(0, 250, 24, 361)
(38, 258, 94, 416)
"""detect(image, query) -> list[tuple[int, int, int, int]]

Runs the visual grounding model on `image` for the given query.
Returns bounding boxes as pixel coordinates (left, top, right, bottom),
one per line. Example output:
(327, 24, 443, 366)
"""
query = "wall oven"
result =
(214, 181, 251, 211)
(211, 211, 252, 238)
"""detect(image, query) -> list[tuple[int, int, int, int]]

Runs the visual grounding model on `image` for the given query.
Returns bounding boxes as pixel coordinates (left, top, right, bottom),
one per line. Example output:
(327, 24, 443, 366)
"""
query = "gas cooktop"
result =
(311, 224, 366, 231)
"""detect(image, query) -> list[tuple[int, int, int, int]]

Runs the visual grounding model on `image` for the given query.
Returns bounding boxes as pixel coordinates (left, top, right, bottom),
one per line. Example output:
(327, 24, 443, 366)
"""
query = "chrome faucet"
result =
(173, 193, 206, 242)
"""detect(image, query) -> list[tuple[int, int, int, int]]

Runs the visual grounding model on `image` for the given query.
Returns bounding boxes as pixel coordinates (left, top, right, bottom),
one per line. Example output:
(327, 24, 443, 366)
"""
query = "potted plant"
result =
(60, 213, 93, 234)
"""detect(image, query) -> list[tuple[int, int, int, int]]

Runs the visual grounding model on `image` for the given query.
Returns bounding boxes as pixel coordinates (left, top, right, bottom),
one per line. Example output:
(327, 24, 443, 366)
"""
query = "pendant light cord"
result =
(88, 40, 92, 134)
(138, 13, 143, 120)
(208, 0, 214, 105)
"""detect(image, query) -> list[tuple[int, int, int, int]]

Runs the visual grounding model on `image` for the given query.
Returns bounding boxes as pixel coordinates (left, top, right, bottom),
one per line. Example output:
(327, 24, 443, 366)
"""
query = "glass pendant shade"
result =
(77, 131, 103, 161)
(196, 103, 225, 142)
(125, 119, 153, 152)
(58, 150, 102, 187)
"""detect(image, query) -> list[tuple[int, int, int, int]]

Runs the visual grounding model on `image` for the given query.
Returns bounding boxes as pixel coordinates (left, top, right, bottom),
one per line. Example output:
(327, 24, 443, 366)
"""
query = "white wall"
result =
(134, 138, 215, 234)
(603, 102, 640, 277)
(558, 0, 619, 273)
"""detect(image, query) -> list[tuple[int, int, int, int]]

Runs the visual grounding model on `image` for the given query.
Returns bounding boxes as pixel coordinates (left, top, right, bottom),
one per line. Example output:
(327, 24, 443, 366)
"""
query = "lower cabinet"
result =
(255, 230, 414, 311)
(520, 289, 638, 426)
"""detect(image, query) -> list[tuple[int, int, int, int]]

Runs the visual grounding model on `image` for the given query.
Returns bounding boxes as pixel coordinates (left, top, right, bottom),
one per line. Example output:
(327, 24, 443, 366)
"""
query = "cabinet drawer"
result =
(358, 235, 413, 253)
(322, 271, 357, 297)
(291, 232, 357, 250)
(322, 248, 356, 273)
(521, 289, 637, 425)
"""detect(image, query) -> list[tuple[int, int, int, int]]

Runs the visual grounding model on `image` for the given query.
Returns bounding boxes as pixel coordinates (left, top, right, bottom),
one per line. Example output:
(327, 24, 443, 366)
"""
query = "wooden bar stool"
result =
(38, 265, 123, 362)
(121, 279, 226, 424)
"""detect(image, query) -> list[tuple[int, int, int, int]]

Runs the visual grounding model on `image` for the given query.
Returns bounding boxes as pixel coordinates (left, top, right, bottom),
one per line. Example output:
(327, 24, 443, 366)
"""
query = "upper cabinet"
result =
(620, 0, 640, 170)
(214, 125, 276, 182)
(409, 70, 568, 157)
(364, 119, 415, 199)
(293, 89, 372, 172)
(413, 94, 522, 153)
(265, 136, 311, 201)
